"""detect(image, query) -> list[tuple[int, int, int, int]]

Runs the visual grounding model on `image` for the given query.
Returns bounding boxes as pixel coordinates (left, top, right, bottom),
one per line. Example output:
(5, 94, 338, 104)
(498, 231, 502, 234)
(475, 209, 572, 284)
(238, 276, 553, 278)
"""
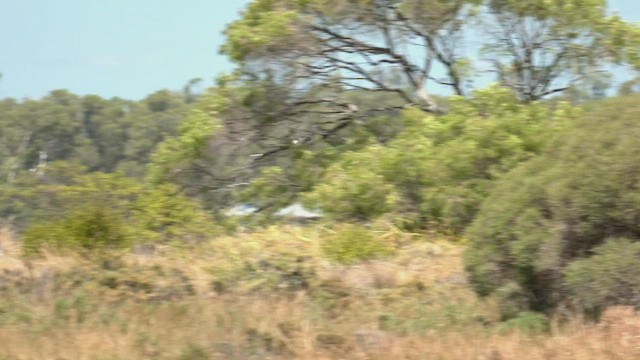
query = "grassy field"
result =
(0, 225, 639, 360)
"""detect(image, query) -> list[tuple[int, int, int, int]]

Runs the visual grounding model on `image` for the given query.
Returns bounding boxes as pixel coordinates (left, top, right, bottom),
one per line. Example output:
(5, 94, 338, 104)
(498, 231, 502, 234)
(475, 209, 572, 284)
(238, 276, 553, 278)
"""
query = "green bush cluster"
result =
(464, 95, 640, 315)
(304, 148, 399, 221)
(564, 239, 640, 316)
(22, 203, 131, 255)
(321, 225, 393, 265)
(498, 311, 550, 335)
(305, 85, 578, 232)
(14, 166, 218, 255)
(0, 89, 190, 183)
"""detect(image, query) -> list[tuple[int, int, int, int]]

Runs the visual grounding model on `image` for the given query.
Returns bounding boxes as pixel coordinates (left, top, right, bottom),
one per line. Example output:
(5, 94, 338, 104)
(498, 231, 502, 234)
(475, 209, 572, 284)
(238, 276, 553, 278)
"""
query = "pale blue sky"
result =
(0, 0, 251, 100)
(0, 0, 638, 100)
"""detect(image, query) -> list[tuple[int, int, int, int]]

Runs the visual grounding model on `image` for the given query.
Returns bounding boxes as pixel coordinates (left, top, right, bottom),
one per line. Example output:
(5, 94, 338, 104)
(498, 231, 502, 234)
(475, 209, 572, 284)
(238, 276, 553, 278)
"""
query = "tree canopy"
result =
(464, 94, 640, 316)
(151, 0, 640, 212)
(1, 0, 640, 321)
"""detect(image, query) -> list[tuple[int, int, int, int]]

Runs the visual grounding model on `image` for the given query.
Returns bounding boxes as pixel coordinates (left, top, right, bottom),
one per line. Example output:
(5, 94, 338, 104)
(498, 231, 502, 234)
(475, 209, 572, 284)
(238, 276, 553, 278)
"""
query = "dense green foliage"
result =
(564, 239, 640, 315)
(136, 0, 639, 222)
(464, 94, 640, 315)
(321, 225, 394, 264)
(23, 202, 131, 254)
(0, 88, 191, 183)
(304, 86, 579, 231)
(147, 89, 221, 186)
(1, 0, 640, 328)
(4, 163, 217, 254)
(499, 311, 550, 335)
(0, 83, 221, 254)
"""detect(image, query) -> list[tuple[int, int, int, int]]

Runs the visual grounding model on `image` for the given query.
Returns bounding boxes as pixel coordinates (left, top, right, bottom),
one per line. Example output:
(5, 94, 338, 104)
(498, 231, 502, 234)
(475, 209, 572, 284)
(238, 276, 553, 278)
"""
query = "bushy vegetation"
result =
(22, 202, 131, 254)
(464, 95, 640, 316)
(564, 239, 640, 316)
(0, 89, 192, 182)
(4, 162, 218, 255)
(305, 86, 578, 232)
(2, 226, 640, 359)
(321, 225, 394, 264)
(499, 311, 550, 335)
(304, 148, 399, 221)
(3, 0, 640, 357)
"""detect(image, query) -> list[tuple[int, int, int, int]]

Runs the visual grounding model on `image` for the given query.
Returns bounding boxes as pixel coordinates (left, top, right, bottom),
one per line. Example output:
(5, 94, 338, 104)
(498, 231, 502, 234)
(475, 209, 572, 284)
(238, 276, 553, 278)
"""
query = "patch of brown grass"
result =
(0, 225, 639, 359)
(0, 297, 638, 359)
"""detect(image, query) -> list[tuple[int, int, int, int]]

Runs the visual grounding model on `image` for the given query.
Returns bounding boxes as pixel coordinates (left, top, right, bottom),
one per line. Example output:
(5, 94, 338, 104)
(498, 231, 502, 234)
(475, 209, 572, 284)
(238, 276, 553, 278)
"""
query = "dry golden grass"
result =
(0, 225, 639, 359)
(0, 297, 638, 360)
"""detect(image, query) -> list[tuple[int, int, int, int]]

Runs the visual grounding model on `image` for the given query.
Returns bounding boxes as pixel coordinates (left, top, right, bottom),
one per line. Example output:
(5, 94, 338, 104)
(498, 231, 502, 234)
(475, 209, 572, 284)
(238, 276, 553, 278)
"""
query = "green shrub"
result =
(564, 238, 640, 315)
(494, 282, 530, 321)
(19, 170, 218, 255)
(177, 344, 209, 360)
(322, 225, 393, 265)
(305, 85, 577, 230)
(304, 148, 399, 221)
(464, 94, 640, 314)
(499, 311, 550, 335)
(384, 88, 575, 232)
(131, 183, 217, 243)
(22, 203, 131, 255)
